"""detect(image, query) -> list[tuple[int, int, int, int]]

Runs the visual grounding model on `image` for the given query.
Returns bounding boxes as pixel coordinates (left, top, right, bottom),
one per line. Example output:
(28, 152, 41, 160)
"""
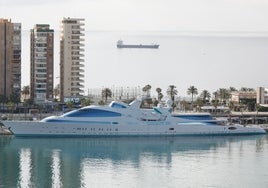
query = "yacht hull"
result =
(3, 121, 266, 137)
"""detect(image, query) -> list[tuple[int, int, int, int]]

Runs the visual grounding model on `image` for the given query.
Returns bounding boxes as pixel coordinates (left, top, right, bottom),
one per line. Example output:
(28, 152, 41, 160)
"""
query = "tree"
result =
(217, 88, 230, 105)
(211, 91, 219, 114)
(98, 100, 105, 105)
(187, 86, 198, 108)
(102, 88, 112, 103)
(247, 88, 255, 92)
(155, 87, 163, 102)
(180, 100, 190, 111)
(167, 85, 177, 111)
(240, 87, 255, 92)
(7, 101, 15, 114)
(54, 84, 60, 99)
(195, 97, 204, 112)
(240, 87, 248, 92)
(0, 95, 8, 113)
(80, 98, 92, 107)
(213, 91, 218, 101)
(21, 85, 30, 102)
(142, 84, 151, 97)
(200, 90, 211, 103)
(229, 87, 237, 92)
(66, 101, 74, 110)
(9, 93, 20, 104)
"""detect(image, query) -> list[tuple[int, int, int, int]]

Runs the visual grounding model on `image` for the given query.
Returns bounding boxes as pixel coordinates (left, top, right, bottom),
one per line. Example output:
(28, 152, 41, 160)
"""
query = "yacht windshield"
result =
(63, 108, 122, 117)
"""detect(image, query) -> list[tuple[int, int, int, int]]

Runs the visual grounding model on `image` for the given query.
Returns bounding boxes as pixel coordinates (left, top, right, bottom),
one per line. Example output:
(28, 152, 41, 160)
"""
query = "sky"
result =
(1, 0, 268, 97)
(2, 0, 268, 32)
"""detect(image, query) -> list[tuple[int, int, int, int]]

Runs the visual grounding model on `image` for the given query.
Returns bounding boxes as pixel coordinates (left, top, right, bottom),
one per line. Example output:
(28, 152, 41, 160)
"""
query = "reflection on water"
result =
(51, 150, 62, 188)
(19, 148, 32, 188)
(1, 135, 268, 188)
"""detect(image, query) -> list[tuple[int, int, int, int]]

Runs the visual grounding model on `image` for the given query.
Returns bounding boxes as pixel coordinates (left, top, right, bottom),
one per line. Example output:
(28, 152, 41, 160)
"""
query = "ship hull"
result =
(117, 44, 159, 49)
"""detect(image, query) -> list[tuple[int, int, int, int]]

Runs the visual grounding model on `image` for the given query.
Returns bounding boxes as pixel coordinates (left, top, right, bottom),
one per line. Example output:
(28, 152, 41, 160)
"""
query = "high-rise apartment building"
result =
(30, 24, 54, 103)
(60, 18, 85, 102)
(0, 18, 21, 101)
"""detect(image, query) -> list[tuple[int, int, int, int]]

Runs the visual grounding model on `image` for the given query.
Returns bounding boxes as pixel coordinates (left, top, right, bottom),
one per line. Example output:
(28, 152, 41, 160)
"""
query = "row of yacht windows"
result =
(75, 128, 119, 132)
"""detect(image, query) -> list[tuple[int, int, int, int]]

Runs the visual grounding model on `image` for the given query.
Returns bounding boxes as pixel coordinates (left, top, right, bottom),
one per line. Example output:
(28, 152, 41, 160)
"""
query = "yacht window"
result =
(177, 115, 213, 120)
(228, 127, 237, 130)
(64, 109, 122, 117)
(110, 102, 127, 108)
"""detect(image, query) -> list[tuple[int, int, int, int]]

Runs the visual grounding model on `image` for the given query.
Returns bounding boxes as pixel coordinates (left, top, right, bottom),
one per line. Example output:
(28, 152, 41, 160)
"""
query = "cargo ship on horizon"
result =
(117, 40, 159, 49)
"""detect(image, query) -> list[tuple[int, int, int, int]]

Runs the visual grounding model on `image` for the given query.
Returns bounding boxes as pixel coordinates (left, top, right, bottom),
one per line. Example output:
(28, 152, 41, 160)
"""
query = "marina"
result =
(2, 1, 268, 187)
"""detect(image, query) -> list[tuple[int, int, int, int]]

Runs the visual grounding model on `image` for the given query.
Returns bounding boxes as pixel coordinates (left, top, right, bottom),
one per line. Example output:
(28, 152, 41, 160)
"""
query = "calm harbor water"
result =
(1, 135, 268, 188)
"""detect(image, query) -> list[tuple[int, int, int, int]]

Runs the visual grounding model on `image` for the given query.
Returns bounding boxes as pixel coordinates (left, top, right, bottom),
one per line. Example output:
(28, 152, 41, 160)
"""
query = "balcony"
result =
(72, 63, 85, 68)
(71, 47, 85, 52)
(71, 59, 84, 63)
(71, 78, 84, 83)
(71, 88, 84, 92)
(71, 73, 84, 78)
(71, 81, 84, 86)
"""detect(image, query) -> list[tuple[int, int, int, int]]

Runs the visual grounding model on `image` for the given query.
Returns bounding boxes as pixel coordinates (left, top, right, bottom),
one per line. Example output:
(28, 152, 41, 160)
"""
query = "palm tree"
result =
(102, 88, 112, 103)
(142, 84, 151, 97)
(213, 91, 218, 101)
(247, 88, 255, 92)
(200, 90, 211, 104)
(218, 88, 230, 105)
(240, 87, 255, 92)
(212, 91, 219, 114)
(229, 87, 237, 92)
(21, 85, 30, 102)
(53, 84, 60, 99)
(155, 87, 163, 102)
(187, 86, 198, 109)
(167, 85, 177, 111)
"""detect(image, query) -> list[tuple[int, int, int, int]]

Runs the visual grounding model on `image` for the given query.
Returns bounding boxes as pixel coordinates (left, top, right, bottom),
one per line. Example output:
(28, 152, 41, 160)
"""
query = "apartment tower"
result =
(30, 24, 54, 103)
(0, 18, 21, 101)
(60, 18, 85, 102)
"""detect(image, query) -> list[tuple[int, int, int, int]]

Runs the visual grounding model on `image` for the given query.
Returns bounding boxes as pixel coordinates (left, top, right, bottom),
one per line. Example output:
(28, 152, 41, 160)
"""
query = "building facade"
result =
(230, 91, 256, 104)
(256, 87, 268, 105)
(0, 18, 21, 101)
(30, 24, 54, 103)
(60, 18, 85, 102)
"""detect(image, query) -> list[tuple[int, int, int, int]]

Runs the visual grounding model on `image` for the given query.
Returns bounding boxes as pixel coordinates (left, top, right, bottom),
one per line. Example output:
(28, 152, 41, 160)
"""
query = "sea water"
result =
(20, 31, 268, 95)
(1, 135, 268, 188)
